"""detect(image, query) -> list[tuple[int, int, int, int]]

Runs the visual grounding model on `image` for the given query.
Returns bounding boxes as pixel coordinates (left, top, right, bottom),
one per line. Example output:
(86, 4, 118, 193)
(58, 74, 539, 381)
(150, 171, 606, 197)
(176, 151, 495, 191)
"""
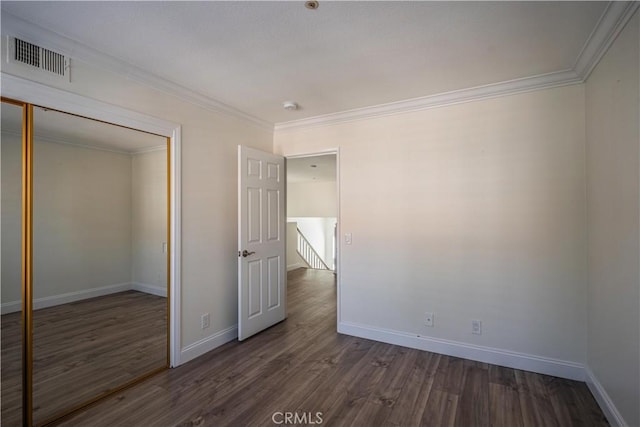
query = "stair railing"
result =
(296, 228, 330, 270)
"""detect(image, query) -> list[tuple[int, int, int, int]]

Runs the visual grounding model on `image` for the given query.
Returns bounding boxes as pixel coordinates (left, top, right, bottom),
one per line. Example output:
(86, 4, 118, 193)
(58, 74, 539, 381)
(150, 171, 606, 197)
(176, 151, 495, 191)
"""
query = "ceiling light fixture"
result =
(305, 1, 319, 10)
(283, 101, 299, 111)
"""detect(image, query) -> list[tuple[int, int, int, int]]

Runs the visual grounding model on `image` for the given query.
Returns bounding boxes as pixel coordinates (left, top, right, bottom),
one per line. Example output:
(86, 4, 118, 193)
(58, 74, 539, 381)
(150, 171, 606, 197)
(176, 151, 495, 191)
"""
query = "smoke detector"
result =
(283, 101, 299, 111)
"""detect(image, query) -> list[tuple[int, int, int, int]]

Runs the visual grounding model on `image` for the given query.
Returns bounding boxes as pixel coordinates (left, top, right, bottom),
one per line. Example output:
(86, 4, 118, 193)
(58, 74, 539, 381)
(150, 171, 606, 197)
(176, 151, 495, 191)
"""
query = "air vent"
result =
(7, 37, 70, 81)
(15, 38, 40, 67)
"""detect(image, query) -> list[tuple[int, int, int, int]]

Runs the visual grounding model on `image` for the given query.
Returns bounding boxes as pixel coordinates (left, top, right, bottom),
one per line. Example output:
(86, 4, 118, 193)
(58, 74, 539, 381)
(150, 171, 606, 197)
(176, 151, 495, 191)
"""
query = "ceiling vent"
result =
(6, 36, 70, 82)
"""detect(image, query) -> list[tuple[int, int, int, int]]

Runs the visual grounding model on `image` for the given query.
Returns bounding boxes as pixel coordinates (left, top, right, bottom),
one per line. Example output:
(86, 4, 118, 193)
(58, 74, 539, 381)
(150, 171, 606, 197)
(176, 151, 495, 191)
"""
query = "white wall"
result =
(32, 139, 132, 299)
(585, 11, 640, 427)
(132, 148, 168, 295)
(1, 131, 169, 312)
(275, 85, 588, 367)
(287, 181, 337, 217)
(1, 130, 23, 305)
(1, 58, 273, 356)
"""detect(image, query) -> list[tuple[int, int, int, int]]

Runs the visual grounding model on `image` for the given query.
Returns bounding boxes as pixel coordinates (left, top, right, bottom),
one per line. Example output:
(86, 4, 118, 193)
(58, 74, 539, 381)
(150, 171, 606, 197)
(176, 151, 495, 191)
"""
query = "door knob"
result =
(241, 249, 256, 257)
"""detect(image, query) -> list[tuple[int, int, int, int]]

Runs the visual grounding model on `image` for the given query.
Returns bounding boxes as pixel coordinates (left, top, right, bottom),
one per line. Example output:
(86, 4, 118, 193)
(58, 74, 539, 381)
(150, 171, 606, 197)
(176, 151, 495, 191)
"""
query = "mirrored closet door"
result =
(31, 107, 169, 425)
(1, 99, 26, 427)
(2, 99, 170, 426)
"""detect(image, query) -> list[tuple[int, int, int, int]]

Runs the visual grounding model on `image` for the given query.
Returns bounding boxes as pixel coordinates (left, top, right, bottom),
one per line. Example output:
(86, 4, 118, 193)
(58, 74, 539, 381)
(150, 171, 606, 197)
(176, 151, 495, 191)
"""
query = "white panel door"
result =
(238, 146, 286, 341)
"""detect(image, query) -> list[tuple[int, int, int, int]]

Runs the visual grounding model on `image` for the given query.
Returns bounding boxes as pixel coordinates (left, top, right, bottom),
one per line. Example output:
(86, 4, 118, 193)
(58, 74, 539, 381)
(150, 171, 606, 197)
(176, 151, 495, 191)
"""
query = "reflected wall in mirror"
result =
(1, 100, 24, 427)
(31, 107, 168, 424)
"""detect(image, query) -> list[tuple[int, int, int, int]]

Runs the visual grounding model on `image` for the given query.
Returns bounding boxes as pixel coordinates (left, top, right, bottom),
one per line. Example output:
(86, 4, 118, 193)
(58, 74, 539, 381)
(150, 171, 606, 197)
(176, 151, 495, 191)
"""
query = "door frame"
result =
(284, 148, 341, 326)
(1, 73, 183, 367)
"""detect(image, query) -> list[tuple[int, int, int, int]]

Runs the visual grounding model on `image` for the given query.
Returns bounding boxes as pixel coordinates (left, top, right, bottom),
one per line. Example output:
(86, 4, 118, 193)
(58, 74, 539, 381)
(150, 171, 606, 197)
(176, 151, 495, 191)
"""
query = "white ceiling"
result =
(288, 154, 336, 183)
(1, 1, 609, 125)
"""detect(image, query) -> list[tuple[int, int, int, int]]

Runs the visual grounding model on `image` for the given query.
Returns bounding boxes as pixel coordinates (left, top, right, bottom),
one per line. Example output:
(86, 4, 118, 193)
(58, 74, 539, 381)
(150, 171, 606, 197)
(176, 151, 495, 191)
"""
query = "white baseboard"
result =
(287, 263, 307, 271)
(1, 281, 169, 315)
(132, 282, 167, 297)
(585, 366, 628, 427)
(338, 321, 585, 381)
(1, 282, 132, 314)
(179, 325, 238, 365)
(1, 300, 22, 315)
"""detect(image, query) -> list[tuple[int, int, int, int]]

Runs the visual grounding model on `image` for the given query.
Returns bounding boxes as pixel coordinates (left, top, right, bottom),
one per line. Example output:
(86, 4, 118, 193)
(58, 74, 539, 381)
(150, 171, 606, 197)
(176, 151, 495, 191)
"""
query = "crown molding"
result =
(46, 137, 136, 155)
(1, 127, 167, 155)
(1, 12, 273, 130)
(275, 0, 639, 132)
(275, 69, 582, 132)
(132, 145, 167, 155)
(573, 1, 640, 80)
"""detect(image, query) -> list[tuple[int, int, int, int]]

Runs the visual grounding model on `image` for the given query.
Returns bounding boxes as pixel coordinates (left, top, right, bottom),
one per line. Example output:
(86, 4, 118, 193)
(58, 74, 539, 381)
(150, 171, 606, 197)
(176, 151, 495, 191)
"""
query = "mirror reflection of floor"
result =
(0, 290, 166, 425)
(0, 310, 22, 427)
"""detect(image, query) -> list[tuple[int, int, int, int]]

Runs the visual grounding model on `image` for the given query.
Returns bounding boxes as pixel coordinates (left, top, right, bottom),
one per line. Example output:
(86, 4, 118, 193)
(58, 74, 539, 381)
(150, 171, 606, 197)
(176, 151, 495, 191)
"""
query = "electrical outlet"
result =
(472, 319, 482, 335)
(201, 313, 210, 329)
(425, 312, 434, 327)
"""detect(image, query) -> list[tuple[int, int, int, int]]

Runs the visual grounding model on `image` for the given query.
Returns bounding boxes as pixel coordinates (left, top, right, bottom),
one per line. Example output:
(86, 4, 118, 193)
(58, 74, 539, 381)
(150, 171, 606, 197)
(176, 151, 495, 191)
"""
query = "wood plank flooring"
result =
(53, 268, 608, 427)
(1, 305, 23, 426)
(0, 290, 167, 426)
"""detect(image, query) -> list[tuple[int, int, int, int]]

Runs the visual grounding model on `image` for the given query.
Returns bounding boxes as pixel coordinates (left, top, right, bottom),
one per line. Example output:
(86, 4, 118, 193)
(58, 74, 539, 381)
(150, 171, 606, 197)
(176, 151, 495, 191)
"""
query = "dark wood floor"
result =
(0, 290, 167, 426)
(53, 268, 608, 427)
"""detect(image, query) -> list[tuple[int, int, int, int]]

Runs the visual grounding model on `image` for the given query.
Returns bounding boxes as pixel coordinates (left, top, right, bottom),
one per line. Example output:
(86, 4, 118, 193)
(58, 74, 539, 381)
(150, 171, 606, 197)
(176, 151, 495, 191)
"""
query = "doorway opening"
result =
(285, 151, 339, 320)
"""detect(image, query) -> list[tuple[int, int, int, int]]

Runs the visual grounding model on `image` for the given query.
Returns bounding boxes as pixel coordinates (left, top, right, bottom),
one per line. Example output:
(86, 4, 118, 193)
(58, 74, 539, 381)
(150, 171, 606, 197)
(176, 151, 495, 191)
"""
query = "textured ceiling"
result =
(1, 1, 608, 124)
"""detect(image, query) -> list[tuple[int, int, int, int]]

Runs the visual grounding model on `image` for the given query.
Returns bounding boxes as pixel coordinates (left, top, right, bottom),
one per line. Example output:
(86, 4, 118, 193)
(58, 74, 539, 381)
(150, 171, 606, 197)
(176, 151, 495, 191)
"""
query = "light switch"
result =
(345, 233, 352, 245)
(162, 242, 168, 253)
